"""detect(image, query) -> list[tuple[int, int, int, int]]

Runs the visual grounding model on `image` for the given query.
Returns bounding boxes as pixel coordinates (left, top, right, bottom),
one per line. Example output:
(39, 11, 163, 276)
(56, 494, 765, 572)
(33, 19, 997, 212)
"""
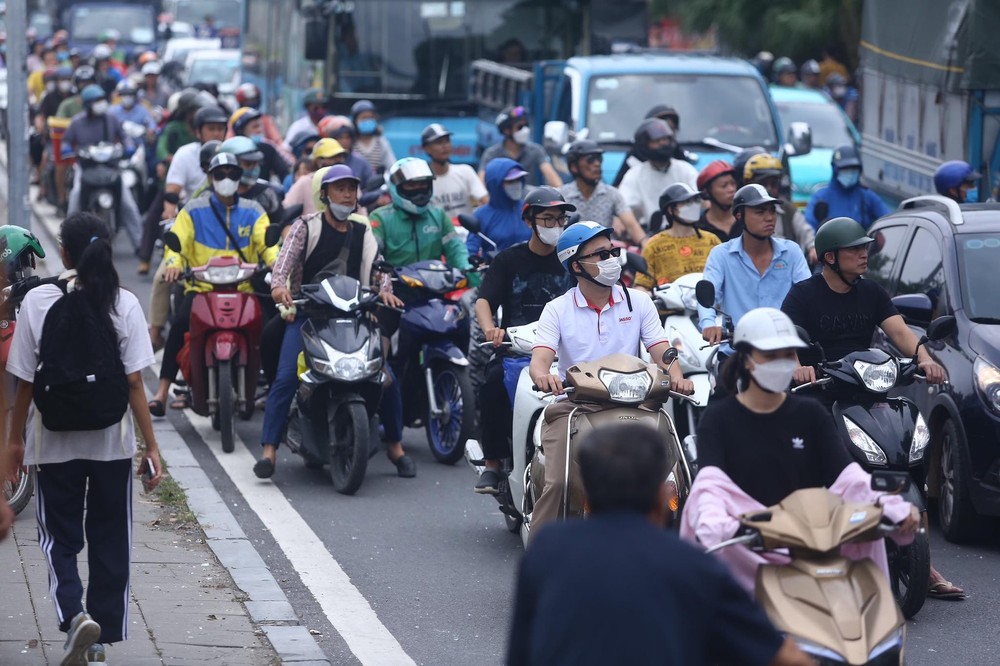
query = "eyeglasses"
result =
(512, 123, 528, 131)
(582, 154, 603, 165)
(212, 167, 242, 180)
(534, 214, 568, 228)
(577, 246, 621, 262)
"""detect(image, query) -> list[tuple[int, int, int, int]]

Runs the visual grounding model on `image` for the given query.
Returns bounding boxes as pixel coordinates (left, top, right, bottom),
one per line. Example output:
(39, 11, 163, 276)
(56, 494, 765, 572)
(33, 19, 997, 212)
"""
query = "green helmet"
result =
(0, 225, 45, 277)
(815, 217, 874, 260)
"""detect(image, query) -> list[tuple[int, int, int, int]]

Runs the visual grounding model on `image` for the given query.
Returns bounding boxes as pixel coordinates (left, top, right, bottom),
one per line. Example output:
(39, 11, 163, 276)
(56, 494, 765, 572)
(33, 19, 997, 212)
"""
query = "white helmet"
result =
(733, 308, 807, 351)
(141, 61, 162, 76)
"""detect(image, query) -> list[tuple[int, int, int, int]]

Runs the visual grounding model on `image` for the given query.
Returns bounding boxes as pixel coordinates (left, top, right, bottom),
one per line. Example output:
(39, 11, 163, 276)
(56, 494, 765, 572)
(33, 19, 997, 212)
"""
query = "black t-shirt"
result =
(40, 92, 69, 119)
(698, 210, 744, 242)
(508, 513, 784, 666)
(782, 273, 899, 362)
(478, 243, 574, 329)
(697, 395, 852, 507)
(259, 142, 290, 183)
(303, 221, 348, 284)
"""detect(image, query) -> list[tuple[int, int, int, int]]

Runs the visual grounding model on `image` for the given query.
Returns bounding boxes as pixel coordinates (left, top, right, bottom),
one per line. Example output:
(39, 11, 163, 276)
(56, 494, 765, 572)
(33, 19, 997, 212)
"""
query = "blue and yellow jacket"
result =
(165, 193, 278, 293)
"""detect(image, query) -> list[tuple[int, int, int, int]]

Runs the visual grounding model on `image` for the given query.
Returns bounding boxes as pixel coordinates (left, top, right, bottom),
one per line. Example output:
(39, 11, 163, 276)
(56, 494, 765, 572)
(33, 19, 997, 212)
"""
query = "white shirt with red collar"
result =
(533, 284, 667, 379)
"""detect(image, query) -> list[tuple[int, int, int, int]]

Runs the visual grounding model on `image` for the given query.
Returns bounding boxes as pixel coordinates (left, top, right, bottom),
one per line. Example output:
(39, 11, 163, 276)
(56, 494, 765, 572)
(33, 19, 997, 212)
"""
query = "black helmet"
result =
(521, 186, 577, 220)
(193, 105, 228, 129)
(565, 139, 604, 167)
(644, 104, 680, 130)
(732, 184, 780, 214)
(659, 183, 703, 213)
(732, 145, 767, 187)
(420, 123, 452, 146)
(496, 105, 528, 131)
(831, 143, 861, 172)
(174, 89, 202, 118)
(633, 118, 674, 161)
(199, 140, 222, 172)
(73, 64, 96, 86)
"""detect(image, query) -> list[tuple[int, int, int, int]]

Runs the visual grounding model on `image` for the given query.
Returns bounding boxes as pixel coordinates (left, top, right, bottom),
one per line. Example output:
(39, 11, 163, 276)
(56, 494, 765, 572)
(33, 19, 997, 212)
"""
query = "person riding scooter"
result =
(634, 183, 719, 291)
(528, 221, 694, 539)
(934, 160, 982, 204)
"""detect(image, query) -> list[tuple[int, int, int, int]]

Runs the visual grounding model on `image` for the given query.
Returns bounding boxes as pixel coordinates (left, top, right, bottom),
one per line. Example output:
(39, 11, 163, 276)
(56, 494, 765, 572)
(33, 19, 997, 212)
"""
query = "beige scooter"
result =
(706, 471, 912, 665)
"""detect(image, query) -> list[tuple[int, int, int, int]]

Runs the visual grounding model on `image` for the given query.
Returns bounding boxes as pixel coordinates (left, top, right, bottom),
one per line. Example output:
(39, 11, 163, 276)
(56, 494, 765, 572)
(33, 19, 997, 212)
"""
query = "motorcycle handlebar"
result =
(790, 376, 833, 393)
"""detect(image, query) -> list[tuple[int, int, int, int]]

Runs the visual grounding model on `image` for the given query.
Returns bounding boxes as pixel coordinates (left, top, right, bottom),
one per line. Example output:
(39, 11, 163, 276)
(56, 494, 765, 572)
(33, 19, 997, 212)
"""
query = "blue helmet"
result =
(934, 160, 981, 195)
(830, 143, 861, 172)
(556, 221, 612, 272)
(80, 84, 105, 104)
(388, 157, 434, 215)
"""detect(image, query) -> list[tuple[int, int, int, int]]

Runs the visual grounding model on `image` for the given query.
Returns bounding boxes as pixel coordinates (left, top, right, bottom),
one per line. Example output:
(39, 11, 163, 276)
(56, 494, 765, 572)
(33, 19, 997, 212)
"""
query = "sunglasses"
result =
(582, 154, 603, 165)
(577, 246, 621, 262)
(212, 167, 242, 180)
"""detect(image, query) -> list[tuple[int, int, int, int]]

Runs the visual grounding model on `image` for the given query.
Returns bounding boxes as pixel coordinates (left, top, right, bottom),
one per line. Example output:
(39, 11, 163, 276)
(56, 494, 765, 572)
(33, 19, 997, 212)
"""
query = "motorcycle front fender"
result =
(208, 330, 243, 364)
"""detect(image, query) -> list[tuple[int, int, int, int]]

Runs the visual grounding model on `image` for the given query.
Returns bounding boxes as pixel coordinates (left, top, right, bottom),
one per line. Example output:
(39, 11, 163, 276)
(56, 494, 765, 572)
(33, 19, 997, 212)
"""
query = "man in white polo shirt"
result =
(528, 221, 694, 539)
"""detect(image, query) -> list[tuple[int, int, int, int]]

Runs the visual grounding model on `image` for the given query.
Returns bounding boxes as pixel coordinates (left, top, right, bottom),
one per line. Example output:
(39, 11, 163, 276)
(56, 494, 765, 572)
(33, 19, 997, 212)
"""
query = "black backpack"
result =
(33, 281, 129, 432)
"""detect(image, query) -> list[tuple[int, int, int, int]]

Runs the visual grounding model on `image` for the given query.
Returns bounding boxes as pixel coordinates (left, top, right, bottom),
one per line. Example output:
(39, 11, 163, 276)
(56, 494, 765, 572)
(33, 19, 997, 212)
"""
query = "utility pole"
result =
(6, 0, 32, 231)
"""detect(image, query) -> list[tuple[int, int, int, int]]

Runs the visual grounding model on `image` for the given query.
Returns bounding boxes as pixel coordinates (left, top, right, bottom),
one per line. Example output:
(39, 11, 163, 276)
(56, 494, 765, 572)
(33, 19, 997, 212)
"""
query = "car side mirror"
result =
(163, 231, 182, 253)
(543, 121, 570, 153)
(871, 470, 911, 494)
(457, 213, 481, 234)
(264, 224, 283, 248)
(785, 121, 812, 157)
(695, 280, 716, 309)
(891, 294, 933, 328)
(927, 315, 957, 342)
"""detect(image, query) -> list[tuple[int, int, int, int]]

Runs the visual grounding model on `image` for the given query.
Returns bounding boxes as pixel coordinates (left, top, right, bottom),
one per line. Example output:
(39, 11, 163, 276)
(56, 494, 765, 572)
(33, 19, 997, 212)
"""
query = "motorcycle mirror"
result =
(794, 325, 812, 344)
(661, 347, 678, 366)
(457, 213, 481, 234)
(926, 315, 957, 342)
(695, 280, 715, 309)
(163, 231, 182, 253)
(282, 204, 303, 226)
(264, 224, 283, 248)
(870, 470, 911, 494)
(566, 213, 581, 226)
(624, 251, 650, 277)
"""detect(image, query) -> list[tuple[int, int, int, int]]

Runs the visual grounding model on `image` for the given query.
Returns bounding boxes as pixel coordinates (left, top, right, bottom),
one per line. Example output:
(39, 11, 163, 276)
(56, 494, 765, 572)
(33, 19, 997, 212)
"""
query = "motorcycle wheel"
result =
(2, 464, 33, 516)
(218, 359, 236, 453)
(329, 402, 369, 495)
(887, 528, 930, 619)
(425, 364, 475, 464)
(95, 206, 116, 238)
(501, 484, 522, 533)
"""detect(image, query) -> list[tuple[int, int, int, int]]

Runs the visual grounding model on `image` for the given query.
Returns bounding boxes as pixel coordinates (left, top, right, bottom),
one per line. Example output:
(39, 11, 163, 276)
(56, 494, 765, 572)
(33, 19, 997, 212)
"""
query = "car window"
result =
(897, 227, 947, 316)
(867, 224, 908, 290)
(957, 233, 1000, 321)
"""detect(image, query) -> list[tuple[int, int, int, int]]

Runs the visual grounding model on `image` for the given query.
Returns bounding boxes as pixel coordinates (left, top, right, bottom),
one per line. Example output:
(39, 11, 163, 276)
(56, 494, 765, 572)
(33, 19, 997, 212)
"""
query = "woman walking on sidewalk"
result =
(5, 212, 163, 666)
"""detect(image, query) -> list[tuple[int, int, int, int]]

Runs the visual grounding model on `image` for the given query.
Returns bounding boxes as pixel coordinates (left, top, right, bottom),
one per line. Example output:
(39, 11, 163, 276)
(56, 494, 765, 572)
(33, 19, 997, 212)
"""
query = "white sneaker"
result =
(61, 612, 101, 666)
(86, 642, 107, 664)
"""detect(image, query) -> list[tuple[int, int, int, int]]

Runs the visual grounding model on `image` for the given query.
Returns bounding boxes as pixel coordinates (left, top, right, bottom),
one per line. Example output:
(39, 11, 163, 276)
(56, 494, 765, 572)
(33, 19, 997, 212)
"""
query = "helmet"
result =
(319, 115, 354, 139)
(80, 84, 105, 104)
(141, 61, 161, 76)
(659, 183, 703, 213)
(565, 139, 604, 167)
(43, 68, 58, 83)
(495, 105, 528, 131)
(219, 136, 263, 162)
(388, 157, 434, 215)
(320, 164, 360, 188)
(644, 104, 680, 129)
(0, 226, 46, 277)
(697, 160, 736, 191)
(137, 51, 158, 66)
(556, 221, 612, 271)
(814, 217, 874, 259)
(732, 146, 767, 186)
(92, 44, 113, 62)
(934, 160, 981, 195)
(303, 88, 328, 107)
(633, 118, 674, 161)
(349, 99, 376, 118)
(289, 132, 320, 158)
(732, 184, 780, 214)
(235, 83, 261, 107)
(199, 140, 221, 172)
(311, 138, 346, 161)
(521, 186, 577, 220)
(229, 106, 262, 135)
(733, 308, 807, 352)
(742, 153, 784, 183)
(73, 65, 96, 86)
(312, 167, 332, 212)
(115, 79, 137, 96)
(56, 66, 73, 80)
(420, 123, 452, 146)
(208, 151, 243, 174)
(800, 59, 820, 78)
(830, 143, 861, 171)
(173, 89, 202, 119)
(772, 57, 796, 77)
(193, 105, 228, 129)
(826, 73, 848, 87)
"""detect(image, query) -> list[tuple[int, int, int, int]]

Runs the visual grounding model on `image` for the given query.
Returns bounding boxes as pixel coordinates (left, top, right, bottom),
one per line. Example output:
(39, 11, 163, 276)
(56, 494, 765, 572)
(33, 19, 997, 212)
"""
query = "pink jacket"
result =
(680, 463, 914, 593)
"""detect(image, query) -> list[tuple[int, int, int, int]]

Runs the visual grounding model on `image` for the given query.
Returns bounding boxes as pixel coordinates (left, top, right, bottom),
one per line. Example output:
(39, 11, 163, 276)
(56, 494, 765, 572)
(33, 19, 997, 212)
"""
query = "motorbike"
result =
(284, 274, 384, 495)
(790, 315, 958, 619)
(706, 471, 913, 665)
(77, 141, 124, 235)
(163, 232, 267, 453)
(120, 121, 149, 212)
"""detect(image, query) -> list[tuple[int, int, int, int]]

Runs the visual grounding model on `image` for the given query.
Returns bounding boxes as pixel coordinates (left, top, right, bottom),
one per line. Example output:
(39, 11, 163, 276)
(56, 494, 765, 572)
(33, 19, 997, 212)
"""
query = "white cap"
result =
(142, 61, 162, 76)
(734, 308, 807, 351)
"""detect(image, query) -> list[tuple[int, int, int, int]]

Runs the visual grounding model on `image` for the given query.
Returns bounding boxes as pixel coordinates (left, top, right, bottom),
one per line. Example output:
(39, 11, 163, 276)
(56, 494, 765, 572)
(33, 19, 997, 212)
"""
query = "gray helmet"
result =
(732, 184, 780, 214)
(565, 139, 604, 167)
(208, 151, 243, 174)
(420, 123, 452, 146)
(193, 105, 228, 129)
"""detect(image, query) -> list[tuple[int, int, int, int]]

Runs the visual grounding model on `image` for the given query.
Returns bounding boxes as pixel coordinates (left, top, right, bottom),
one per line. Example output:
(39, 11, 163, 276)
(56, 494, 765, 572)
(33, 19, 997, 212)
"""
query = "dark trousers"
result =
(139, 191, 166, 263)
(35, 458, 133, 643)
(261, 315, 286, 384)
(479, 359, 513, 461)
(160, 292, 195, 382)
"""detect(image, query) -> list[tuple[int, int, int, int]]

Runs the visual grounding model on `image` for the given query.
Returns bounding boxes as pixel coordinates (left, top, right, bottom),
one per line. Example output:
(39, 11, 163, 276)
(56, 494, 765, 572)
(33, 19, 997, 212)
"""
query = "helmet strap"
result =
(826, 250, 861, 288)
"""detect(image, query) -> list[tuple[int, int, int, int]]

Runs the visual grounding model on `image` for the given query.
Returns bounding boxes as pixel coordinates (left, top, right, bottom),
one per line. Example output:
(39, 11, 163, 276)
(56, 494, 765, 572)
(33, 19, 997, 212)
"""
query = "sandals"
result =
(148, 400, 165, 417)
(170, 394, 191, 410)
(928, 580, 966, 600)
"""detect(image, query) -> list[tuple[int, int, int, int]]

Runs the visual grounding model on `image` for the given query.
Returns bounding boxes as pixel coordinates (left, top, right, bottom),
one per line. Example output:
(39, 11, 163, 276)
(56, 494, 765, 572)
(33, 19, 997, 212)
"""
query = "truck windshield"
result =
(68, 6, 154, 44)
(775, 101, 853, 149)
(188, 56, 240, 86)
(586, 74, 778, 149)
(172, 0, 242, 29)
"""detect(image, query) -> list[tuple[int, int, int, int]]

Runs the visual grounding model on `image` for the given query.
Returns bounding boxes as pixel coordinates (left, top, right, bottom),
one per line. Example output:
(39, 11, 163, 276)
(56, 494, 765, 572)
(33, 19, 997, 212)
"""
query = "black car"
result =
(865, 196, 1000, 542)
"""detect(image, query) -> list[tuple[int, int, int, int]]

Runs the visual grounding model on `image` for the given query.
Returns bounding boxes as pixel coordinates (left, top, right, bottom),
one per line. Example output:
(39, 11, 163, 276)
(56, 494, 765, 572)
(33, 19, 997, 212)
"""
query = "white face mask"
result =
(327, 202, 355, 220)
(512, 126, 531, 145)
(536, 225, 562, 246)
(58, 80, 72, 93)
(90, 100, 109, 116)
(214, 178, 239, 197)
(581, 257, 622, 287)
(749, 358, 798, 393)
(46, 81, 56, 93)
(121, 95, 135, 109)
(503, 181, 525, 201)
(676, 202, 702, 224)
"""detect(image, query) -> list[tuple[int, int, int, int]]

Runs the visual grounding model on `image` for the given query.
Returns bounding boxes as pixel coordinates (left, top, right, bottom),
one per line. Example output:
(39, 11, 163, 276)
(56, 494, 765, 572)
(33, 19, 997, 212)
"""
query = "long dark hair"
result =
(719, 347, 752, 395)
(60, 213, 119, 319)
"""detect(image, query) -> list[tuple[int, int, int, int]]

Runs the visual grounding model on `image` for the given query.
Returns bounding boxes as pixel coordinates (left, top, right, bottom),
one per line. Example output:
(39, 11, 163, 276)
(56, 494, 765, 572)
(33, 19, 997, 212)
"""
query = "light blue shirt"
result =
(109, 103, 156, 132)
(697, 236, 810, 352)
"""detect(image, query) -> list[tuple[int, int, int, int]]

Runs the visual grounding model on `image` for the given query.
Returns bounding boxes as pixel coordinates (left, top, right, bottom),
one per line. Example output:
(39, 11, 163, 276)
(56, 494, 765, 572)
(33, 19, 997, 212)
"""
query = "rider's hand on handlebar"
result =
(162, 266, 182, 283)
(379, 291, 405, 309)
(483, 326, 506, 347)
(898, 505, 921, 536)
(535, 374, 564, 396)
(162, 202, 177, 221)
(918, 359, 946, 384)
(671, 377, 695, 396)
(793, 365, 816, 386)
(271, 286, 293, 308)
(702, 326, 724, 345)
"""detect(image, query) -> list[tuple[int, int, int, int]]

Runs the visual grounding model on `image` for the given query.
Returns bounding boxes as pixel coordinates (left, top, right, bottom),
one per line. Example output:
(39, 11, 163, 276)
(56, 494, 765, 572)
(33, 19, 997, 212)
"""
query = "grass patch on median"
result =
(155, 476, 198, 526)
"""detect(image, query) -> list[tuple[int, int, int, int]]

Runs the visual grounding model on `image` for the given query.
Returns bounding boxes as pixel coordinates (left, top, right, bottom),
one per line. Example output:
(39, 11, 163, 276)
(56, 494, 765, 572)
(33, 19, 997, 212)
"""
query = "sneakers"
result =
(87, 643, 106, 664)
(475, 469, 502, 495)
(392, 454, 417, 478)
(61, 612, 101, 666)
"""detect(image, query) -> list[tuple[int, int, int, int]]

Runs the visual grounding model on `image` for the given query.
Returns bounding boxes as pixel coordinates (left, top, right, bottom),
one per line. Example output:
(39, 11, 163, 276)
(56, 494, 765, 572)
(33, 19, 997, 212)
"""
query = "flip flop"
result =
(170, 395, 191, 410)
(928, 580, 966, 600)
(148, 400, 165, 417)
(253, 457, 275, 479)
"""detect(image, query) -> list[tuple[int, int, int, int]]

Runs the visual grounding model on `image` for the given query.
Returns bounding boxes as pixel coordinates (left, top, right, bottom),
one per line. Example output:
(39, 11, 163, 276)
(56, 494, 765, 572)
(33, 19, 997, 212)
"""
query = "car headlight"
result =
(96, 191, 115, 209)
(909, 412, 930, 463)
(974, 356, 1000, 414)
(667, 326, 701, 369)
(598, 369, 651, 403)
(852, 359, 897, 393)
(843, 415, 887, 465)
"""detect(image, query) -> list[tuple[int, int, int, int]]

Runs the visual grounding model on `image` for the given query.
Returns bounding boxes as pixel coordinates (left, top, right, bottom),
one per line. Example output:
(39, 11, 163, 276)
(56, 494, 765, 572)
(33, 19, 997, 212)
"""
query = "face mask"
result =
(121, 95, 135, 109)
(90, 100, 109, 116)
(512, 126, 531, 145)
(328, 202, 355, 220)
(58, 51, 69, 62)
(249, 133, 264, 146)
(964, 187, 979, 204)
(357, 118, 377, 135)
(749, 358, 798, 393)
(836, 169, 860, 189)
(581, 257, 622, 287)
(503, 181, 525, 201)
(648, 145, 674, 163)
(676, 202, 702, 224)
(240, 165, 261, 185)
(831, 85, 847, 99)
(214, 178, 239, 197)
(58, 80, 72, 93)
(536, 225, 562, 246)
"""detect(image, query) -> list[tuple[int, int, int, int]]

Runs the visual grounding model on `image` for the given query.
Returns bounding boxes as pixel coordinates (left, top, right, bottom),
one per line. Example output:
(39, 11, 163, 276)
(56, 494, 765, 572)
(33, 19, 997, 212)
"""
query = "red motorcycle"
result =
(164, 234, 264, 453)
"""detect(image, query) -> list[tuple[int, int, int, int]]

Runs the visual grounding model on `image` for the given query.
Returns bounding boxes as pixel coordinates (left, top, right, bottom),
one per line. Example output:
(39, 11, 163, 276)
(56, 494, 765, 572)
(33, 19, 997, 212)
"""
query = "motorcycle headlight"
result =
(973, 356, 1000, 414)
(311, 346, 381, 382)
(909, 412, 930, 464)
(203, 264, 243, 284)
(598, 369, 651, 404)
(852, 359, 897, 393)
(96, 192, 115, 209)
(122, 170, 137, 188)
(334, 357, 366, 381)
(868, 628, 904, 662)
(91, 144, 116, 162)
(843, 415, 887, 465)
(795, 637, 846, 662)
(667, 325, 700, 369)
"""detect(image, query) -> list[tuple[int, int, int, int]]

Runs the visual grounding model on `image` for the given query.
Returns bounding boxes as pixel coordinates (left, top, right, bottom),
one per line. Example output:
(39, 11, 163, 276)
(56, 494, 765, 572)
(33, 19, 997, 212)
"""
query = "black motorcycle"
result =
(77, 142, 124, 235)
(792, 315, 957, 619)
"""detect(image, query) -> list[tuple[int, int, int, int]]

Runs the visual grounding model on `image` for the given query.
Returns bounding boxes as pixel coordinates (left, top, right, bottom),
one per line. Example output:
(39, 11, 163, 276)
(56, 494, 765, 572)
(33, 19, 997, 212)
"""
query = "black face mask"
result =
(647, 145, 675, 163)
(404, 190, 432, 208)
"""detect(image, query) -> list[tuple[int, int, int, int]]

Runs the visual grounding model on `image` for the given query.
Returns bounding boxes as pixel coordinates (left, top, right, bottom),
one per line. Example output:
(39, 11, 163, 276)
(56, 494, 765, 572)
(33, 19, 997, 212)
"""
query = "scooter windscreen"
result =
(302, 274, 363, 311)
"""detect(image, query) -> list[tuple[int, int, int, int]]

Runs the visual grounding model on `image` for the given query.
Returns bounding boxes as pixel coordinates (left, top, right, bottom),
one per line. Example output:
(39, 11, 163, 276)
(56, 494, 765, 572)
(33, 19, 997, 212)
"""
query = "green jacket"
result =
(369, 204, 477, 285)
(156, 120, 194, 162)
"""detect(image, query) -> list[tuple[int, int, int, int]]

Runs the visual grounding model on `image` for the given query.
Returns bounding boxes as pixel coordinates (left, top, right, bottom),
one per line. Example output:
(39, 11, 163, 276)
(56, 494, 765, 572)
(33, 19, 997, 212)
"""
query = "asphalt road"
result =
(10, 174, 1000, 664)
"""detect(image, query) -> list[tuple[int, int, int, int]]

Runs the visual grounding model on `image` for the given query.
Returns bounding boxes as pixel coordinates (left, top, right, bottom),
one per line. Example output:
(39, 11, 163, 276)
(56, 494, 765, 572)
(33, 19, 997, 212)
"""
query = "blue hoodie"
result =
(469, 157, 531, 256)
(805, 169, 890, 230)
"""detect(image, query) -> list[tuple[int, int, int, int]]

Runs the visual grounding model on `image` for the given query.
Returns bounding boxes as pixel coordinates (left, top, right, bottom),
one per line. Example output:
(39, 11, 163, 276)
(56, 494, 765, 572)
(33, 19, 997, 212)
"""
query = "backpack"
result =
(33, 281, 129, 432)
